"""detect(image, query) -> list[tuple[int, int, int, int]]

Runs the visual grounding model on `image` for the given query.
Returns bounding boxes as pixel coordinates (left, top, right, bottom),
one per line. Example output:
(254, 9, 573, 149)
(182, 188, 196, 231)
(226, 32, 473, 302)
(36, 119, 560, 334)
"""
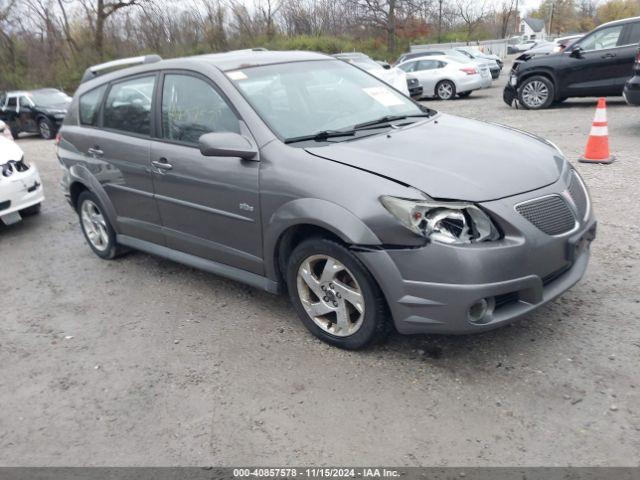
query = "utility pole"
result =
(549, 1, 555, 36)
(438, 0, 443, 43)
(513, 0, 519, 36)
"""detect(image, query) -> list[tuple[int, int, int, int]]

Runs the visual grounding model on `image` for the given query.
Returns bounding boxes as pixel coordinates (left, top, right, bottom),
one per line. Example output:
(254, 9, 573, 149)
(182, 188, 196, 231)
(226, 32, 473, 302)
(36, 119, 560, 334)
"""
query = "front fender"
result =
(68, 163, 119, 234)
(263, 198, 382, 280)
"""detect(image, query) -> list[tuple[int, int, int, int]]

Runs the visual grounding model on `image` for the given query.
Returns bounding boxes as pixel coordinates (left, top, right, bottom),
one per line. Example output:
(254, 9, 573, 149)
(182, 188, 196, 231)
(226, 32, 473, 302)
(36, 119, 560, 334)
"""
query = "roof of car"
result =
(599, 15, 640, 29)
(169, 49, 330, 72)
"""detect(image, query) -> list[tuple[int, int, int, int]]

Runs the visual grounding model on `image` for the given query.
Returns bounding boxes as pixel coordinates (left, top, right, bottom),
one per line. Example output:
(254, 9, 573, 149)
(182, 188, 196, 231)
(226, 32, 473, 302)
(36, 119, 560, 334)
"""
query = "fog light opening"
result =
(468, 297, 495, 324)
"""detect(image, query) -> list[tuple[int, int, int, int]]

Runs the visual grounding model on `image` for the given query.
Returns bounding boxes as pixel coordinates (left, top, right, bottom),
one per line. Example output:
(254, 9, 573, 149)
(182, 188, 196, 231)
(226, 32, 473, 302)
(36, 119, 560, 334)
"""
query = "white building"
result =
(520, 17, 547, 41)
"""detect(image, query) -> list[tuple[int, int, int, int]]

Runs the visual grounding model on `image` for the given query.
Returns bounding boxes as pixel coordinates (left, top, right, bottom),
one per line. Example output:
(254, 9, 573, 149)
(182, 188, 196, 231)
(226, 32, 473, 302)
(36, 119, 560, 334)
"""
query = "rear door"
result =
(89, 73, 164, 244)
(149, 71, 262, 274)
(613, 21, 640, 90)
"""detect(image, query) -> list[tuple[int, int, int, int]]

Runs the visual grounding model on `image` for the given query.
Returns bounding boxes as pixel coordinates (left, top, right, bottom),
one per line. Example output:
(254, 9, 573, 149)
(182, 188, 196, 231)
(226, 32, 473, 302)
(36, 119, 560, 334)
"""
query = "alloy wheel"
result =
(39, 121, 51, 139)
(296, 254, 365, 337)
(80, 199, 109, 251)
(437, 82, 454, 100)
(521, 80, 549, 108)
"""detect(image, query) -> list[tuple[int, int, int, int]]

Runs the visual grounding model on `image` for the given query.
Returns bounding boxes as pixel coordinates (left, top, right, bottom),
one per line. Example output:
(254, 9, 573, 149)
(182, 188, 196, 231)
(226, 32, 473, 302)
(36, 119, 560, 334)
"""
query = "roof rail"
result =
(80, 55, 162, 84)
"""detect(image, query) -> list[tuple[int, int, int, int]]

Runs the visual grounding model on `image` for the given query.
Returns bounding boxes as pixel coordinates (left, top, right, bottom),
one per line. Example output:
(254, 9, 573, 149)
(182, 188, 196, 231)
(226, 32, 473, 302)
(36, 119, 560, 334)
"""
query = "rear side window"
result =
(79, 85, 107, 126)
(103, 75, 155, 136)
(161, 74, 240, 146)
(416, 60, 438, 71)
(623, 22, 640, 45)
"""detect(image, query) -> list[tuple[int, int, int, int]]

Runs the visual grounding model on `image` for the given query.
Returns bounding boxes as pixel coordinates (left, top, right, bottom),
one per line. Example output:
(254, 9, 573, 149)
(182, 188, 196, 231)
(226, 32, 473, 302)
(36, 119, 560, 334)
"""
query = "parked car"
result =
(504, 16, 640, 109)
(333, 53, 409, 95)
(58, 51, 596, 349)
(0, 128, 44, 225)
(0, 88, 71, 139)
(623, 43, 640, 105)
(454, 47, 502, 79)
(397, 49, 492, 88)
(397, 55, 485, 99)
(455, 46, 504, 69)
(406, 75, 423, 98)
(0, 120, 12, 140)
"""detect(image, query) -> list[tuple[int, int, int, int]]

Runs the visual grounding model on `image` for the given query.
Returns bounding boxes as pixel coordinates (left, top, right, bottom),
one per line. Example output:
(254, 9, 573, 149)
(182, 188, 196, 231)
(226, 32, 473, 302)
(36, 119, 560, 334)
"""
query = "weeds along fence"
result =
(410, 39, 510, 58)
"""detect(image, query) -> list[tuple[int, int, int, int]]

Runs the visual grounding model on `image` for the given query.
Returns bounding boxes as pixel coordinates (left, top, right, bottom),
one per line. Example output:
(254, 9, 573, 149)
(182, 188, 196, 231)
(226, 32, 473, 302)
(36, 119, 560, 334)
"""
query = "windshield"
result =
(29, 90, 70, 108)
(228, 60, 426, 141)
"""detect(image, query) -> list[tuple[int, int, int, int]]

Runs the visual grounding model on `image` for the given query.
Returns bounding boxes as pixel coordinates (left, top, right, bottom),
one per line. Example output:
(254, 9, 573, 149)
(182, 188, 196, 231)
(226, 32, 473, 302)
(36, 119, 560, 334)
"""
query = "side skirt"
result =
(117, 234, 280, 294)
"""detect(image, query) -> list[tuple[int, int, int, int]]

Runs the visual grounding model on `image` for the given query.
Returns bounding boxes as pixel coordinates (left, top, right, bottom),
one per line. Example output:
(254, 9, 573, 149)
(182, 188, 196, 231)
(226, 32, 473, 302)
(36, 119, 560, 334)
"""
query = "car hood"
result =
(305, 114, 562, 202)
(0, 135, 23, 163)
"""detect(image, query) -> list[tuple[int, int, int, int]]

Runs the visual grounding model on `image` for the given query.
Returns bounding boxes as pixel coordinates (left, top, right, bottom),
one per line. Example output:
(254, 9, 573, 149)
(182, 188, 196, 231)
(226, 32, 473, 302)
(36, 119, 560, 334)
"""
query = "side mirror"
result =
(199, 132, 258, 160)
(570, 46, 583, 58)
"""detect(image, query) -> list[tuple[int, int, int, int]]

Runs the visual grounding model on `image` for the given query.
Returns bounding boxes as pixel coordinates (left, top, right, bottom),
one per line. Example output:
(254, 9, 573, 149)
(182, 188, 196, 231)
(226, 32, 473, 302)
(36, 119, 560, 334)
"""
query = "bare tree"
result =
(455, 0, 487, 39)
(79, 0, 150, 60)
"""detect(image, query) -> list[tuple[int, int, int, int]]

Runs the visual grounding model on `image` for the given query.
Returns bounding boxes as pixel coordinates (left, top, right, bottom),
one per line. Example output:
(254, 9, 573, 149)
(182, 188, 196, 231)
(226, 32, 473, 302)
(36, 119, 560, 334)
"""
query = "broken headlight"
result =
(380, 196, 500, 245)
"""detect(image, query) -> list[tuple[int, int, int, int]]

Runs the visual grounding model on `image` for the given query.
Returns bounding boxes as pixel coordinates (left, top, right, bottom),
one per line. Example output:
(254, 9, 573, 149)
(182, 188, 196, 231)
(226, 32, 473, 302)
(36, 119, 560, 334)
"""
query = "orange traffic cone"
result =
(579, 97, 615, 164)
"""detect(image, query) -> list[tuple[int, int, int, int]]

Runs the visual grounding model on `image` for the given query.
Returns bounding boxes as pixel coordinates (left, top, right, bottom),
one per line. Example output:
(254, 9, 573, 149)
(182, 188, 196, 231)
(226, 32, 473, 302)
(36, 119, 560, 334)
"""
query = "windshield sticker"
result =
(227, 70, 248, 81)
(363, 87, 404, 107)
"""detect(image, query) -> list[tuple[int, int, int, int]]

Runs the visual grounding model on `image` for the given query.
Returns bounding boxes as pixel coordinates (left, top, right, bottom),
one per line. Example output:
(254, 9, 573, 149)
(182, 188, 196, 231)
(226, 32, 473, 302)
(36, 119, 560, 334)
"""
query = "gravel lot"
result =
(1, 65, 639, 467)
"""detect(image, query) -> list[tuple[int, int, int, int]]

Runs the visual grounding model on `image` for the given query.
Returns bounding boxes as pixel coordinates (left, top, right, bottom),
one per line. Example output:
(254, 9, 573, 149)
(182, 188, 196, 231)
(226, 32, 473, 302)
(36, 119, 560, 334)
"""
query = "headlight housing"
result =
(380, 196, 500, 245)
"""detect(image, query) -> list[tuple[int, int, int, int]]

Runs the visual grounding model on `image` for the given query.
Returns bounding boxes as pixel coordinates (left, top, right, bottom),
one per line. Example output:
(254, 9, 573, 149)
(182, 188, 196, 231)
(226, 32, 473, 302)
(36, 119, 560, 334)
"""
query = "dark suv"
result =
(623, 44, 640, 105)
(57, 51, 595, 349)
(504, 16, 640, 109)
(0, 88, 71, 139)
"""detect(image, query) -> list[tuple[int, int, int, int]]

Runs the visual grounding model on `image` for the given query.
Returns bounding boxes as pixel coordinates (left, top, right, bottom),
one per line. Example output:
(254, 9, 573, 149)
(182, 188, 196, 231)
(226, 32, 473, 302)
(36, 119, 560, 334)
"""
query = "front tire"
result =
(518, 76, 555, 110)
(286, 237, 389, 350)
(38, 117, 55, 140)
(435, 80, 456, 100)
(77, 191, 123, 259)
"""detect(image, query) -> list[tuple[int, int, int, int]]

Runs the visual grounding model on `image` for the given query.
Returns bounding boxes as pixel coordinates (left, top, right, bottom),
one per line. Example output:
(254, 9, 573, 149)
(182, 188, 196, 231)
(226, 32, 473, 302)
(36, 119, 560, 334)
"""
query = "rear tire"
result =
(435, 80, 456, 100)
(38, 117, 55, 140)
(10, 125, 19, 139)
(77, 191, 125, 260)
(286, 237, 390, 350)
(518, 75, 555, 110)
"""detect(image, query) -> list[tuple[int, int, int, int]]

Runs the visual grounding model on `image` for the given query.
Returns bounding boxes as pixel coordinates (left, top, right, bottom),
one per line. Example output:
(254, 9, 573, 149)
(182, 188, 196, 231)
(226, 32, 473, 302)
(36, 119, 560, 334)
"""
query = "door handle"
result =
(151, 158, 173, 171)
(87, 147, 103, 157)
(601, 53, 616, 58)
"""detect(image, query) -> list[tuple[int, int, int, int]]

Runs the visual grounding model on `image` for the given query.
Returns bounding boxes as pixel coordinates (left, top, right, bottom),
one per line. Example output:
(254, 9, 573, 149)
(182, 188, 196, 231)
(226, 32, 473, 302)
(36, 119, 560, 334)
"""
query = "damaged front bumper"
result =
(0, 160, 44, 225)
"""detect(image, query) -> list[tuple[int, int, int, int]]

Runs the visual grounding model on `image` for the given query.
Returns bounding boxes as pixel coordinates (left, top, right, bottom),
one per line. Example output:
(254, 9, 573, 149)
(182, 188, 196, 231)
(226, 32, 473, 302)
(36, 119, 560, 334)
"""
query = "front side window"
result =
(7, 97, 17, 108)
(161, 74, 239, 145)
(103, 75, 155, 136)
(19, 96, 32, 108)
(579, 25, 624, 51)
(228, 60, 425, 141)
(80, 85, 107, 127)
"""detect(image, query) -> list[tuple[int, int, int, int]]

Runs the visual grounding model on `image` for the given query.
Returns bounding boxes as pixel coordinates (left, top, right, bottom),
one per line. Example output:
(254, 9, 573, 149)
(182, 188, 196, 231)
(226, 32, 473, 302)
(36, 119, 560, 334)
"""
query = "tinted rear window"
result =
(79, 85, 107, 126)
(103, 75, 155, 136)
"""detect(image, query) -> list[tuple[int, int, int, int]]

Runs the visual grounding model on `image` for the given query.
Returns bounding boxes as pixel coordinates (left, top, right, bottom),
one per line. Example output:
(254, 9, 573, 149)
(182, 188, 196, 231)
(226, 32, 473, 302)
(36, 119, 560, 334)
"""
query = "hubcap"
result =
(40, 121, 51, 138)
(522, 80, 549, 108)
(80, 200, 109, 251)
(296, 255, 365, 337)
(438, 83, 453, 99)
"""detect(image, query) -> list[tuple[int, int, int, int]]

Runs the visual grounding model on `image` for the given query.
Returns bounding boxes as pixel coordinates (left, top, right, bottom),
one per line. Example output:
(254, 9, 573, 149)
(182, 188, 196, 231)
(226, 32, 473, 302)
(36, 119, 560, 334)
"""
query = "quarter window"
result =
(103, 75, 155, 136)
(79, 85, 107, 126)
(579, 25, 624, 51)
(161, 74, 240, 146)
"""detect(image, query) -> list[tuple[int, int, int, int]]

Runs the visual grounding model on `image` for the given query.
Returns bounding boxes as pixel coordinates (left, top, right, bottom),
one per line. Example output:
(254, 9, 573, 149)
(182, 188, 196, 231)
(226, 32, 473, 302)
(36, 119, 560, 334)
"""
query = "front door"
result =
(17, 96, 36, 133)
(150, 72, 262, 274)
(561, 23, 626, 97)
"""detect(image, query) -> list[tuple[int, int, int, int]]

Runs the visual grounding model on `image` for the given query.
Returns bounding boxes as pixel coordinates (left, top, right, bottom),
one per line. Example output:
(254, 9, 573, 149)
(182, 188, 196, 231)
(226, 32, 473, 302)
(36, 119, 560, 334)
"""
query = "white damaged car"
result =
(0, 120, 44, 225)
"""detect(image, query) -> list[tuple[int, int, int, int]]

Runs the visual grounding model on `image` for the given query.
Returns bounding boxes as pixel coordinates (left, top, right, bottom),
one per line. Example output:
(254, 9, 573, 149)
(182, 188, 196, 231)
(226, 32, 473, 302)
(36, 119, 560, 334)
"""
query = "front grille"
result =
(516, 195, 576, 235)
(567, 171, 588, 220)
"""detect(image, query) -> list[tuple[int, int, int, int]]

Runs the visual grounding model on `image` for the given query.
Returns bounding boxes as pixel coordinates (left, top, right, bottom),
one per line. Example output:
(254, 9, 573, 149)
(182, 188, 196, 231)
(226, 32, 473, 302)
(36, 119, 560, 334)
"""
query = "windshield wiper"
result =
(353, 112, 433, 130)
(284, 129, 356, 144)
